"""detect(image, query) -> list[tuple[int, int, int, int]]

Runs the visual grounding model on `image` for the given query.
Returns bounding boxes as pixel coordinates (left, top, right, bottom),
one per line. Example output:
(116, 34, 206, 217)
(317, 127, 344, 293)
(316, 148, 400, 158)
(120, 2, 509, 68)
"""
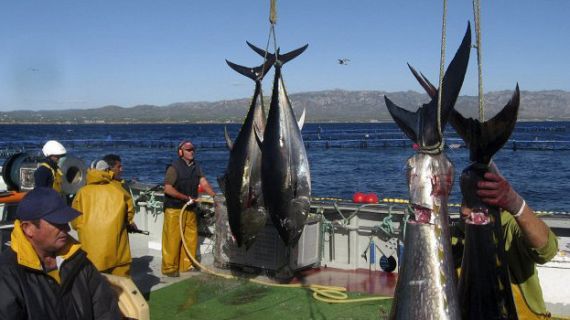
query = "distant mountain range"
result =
(1, 89, 569, 124)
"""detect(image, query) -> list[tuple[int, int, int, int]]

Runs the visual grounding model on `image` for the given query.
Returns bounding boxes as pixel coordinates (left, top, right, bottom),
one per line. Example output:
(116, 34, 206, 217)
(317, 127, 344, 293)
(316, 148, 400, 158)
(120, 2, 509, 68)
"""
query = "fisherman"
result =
(461, 167, 558, 319)
(34, 140, 67, 192)
(0, 187, 120, 319)
(102, 154, 136, 224)
(71, 159, 135, 276)
(162, 140, 215, 277)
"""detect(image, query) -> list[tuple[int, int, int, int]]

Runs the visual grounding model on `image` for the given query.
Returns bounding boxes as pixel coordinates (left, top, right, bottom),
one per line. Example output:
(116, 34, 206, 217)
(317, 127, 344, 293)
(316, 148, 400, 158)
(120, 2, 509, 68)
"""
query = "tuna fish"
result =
(222, 57, 274, 249)
(449, 85, 520, 320)
(385, 23, 471, 320)
(248, 42, 311, 246)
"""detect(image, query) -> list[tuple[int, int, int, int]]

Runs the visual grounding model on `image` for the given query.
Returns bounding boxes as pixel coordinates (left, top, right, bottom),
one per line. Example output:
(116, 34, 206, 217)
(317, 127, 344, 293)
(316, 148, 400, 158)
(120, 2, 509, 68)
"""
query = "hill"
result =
(1, 89, 569, 124)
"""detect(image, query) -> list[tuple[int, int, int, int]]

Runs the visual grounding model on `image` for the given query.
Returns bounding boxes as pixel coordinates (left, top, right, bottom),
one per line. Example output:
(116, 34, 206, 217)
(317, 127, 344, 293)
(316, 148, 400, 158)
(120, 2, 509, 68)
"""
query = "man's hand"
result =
(476, 172, 524, 215)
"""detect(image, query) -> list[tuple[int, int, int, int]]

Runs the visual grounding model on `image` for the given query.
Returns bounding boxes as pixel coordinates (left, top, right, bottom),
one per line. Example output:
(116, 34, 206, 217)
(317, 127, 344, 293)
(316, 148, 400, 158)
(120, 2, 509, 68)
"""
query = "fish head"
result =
(459, 162, 495, 225)
(407, 153, 454, 224)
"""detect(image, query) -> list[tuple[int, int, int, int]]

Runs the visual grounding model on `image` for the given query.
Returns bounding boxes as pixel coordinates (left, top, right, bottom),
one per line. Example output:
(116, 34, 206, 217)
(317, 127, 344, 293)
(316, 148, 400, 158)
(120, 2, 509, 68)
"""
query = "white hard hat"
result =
(42, 140, 67, 157)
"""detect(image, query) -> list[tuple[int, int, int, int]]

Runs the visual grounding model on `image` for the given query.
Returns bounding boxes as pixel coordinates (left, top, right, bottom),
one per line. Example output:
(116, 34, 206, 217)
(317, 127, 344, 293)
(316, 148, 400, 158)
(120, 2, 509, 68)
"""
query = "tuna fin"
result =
(246, 41, 271, 59)
(297, 108, 306, 131)
(438, 21, 472, 125)
(384, 96, 419, 143)
(247, 41, 308, 65)
(224, 126, 233, 151)
(449, 84, 520, 163)
(385, 22, 471, 147)
(225, 58, 274, 82)
(278, 44, 309, 65)
(408, 63, 437, 98)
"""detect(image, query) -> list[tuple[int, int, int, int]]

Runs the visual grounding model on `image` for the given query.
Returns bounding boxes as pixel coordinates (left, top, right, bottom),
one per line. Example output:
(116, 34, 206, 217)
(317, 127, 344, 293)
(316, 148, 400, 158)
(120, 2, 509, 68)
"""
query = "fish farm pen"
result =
(2, 135, 570, 156)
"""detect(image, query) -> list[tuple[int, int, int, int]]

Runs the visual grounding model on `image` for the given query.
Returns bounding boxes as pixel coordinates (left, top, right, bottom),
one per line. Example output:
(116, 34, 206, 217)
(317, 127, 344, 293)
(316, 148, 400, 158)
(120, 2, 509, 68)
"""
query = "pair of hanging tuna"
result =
(387, 23, 520, 319)
(222, 42, 311, 249)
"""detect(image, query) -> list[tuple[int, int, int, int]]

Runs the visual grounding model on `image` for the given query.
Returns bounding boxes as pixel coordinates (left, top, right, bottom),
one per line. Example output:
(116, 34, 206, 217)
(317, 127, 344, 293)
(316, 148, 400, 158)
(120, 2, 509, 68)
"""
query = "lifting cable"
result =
(435, 0, 448, 153)
(472, 0, 485, 121)
(423, 0, 448, 155)
(259, 0, 278, 114)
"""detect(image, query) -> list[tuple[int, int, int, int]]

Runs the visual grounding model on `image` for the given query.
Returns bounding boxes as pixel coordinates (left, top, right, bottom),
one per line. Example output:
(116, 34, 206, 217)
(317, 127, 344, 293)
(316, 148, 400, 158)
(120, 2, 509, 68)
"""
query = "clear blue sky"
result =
(0, 0, 568, 111)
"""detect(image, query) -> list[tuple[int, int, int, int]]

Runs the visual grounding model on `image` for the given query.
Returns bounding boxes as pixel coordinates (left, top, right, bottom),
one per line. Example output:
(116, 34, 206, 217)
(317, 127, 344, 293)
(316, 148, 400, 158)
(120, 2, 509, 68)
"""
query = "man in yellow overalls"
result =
(71, 160, 135, 276)
(102, 154, 136, 228)
(161, 140, 215, 277)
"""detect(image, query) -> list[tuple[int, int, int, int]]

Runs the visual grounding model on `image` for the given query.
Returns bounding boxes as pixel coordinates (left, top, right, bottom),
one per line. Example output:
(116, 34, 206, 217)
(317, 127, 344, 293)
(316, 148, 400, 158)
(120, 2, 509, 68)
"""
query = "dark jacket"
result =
(34, 158, 61, 190)
(164, 158, 203, 209)
(0, 221, 120, 320)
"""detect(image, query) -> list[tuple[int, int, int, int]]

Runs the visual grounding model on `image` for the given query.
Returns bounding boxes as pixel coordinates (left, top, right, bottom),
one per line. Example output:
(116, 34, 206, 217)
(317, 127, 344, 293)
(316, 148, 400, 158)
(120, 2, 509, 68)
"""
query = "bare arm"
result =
(509, 203, 550, 249)
(199, 177, 216, 197)
(477, 172, 550, 249)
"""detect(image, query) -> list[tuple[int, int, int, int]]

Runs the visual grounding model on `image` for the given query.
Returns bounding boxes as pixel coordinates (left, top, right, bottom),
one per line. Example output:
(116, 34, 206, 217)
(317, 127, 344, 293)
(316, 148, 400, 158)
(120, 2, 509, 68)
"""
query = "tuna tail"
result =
(246, 41, 309, 65)
(449, 84, 520, 164)
(225, 58, 275, 82)
(385, 22, 471, 147)
(407, 63, 437, 98)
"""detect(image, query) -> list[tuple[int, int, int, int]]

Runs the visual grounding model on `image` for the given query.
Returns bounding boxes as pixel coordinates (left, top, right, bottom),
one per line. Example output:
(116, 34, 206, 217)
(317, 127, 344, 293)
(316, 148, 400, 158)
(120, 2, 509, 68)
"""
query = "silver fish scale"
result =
(262, 66, 311, 246)
(390, 223, 460, 320)
(390, 153, 460, 320)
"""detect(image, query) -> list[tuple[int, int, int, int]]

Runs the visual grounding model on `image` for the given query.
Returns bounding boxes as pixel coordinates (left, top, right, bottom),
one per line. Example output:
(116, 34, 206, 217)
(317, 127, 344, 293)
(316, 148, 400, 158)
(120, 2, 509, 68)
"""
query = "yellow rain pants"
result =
(161, 207, 198, 274)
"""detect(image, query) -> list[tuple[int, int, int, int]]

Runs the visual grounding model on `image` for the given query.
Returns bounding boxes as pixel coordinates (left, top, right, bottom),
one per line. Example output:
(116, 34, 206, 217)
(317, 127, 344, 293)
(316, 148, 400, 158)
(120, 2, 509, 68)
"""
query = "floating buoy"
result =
(352, 192, 365, 203)
(364, 193, 379, 204)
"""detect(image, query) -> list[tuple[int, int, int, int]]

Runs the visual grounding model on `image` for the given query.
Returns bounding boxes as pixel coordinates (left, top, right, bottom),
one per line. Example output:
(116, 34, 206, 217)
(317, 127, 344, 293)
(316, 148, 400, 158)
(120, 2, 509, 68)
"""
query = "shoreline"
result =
(0, 119, 568, 125)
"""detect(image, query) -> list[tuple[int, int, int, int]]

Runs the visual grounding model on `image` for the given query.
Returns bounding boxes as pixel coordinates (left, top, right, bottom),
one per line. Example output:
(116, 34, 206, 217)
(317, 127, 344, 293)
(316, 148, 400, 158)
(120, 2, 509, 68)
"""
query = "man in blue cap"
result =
(0, 187, 120, 319)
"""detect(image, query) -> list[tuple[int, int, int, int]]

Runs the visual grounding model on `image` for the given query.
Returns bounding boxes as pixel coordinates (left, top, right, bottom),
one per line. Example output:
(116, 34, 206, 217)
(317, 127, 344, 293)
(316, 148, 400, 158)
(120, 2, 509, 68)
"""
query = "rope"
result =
(472, 0, 485, 121)
(419, 0, 447, 154)
(269, 0, 277, 25)
(178, 200, 391, 304)
(435, 0, 448, 153)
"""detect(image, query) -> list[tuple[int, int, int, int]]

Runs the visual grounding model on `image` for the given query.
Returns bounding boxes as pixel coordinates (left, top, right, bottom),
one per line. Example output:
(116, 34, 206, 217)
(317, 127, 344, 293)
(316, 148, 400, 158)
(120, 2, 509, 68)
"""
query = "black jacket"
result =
(0, 222, 120, 320)
(164, 158, 203, 209)
(34, 158, 59, 189)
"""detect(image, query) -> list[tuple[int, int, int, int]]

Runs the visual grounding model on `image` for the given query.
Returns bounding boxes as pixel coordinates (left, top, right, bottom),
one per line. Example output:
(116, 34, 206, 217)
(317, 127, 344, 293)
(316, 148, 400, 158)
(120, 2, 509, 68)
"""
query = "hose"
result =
(178, 200, 391, 304)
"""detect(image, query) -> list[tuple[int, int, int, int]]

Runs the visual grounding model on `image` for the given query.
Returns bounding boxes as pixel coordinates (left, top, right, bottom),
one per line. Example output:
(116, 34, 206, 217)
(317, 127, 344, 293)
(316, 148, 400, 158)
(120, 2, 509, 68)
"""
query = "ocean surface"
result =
(1, 121, 569, 213)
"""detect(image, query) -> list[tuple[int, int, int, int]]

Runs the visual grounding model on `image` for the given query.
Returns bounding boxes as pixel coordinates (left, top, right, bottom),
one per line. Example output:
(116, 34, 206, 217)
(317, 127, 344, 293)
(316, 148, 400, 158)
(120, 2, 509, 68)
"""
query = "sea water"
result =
(1, 122, 569, 213)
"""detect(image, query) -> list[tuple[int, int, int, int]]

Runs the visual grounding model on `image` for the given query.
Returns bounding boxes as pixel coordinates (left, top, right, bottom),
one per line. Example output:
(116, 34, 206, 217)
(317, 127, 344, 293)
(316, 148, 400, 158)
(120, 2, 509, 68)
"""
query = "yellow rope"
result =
(178, 201, 391, 304)
(269, 0, 277, 25)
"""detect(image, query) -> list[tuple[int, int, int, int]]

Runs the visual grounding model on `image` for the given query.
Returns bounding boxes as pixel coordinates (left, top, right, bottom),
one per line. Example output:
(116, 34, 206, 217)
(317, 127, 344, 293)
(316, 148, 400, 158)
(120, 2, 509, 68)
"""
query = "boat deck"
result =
(129, 245, 396, 319)
(129, 245, 398, 299)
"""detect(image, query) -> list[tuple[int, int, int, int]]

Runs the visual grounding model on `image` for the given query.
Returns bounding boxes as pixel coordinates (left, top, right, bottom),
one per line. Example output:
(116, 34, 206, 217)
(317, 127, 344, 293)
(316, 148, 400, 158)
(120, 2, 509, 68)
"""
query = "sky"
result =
(0, 0, 568, 111)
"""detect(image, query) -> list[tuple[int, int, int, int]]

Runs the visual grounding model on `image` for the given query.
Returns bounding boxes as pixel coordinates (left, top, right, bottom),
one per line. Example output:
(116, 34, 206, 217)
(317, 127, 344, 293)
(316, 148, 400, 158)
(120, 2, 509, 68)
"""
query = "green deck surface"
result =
(149, 274, 393, 320)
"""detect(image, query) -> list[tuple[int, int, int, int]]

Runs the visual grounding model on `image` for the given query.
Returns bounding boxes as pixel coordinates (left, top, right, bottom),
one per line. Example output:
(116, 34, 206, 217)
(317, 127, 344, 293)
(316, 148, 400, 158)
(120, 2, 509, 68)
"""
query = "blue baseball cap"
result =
(16, 187, 81, 224)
